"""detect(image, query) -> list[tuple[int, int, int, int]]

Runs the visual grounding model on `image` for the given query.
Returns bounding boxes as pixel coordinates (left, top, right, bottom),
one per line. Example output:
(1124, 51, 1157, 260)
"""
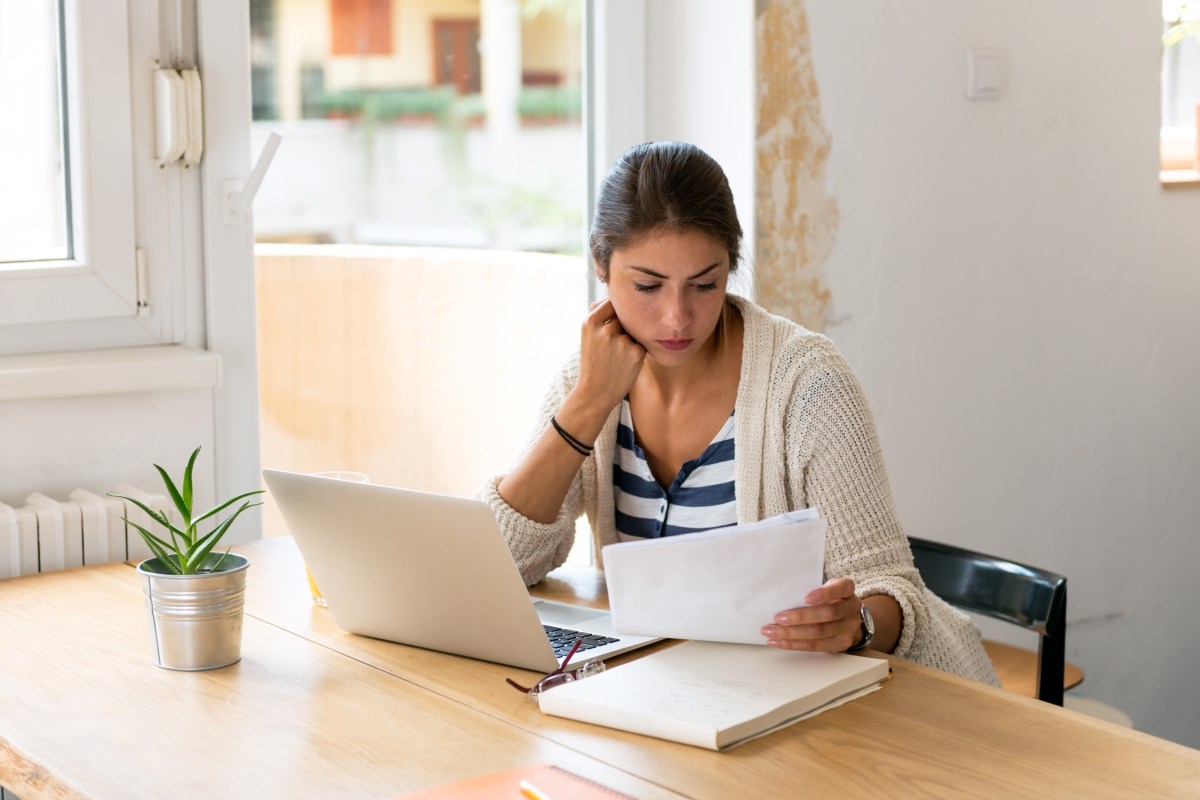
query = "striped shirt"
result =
(613, 398, 737, 540)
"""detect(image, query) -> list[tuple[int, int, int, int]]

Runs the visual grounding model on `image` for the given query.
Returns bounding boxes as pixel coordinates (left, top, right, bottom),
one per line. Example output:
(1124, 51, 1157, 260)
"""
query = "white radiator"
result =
(0, 486, 181, 578)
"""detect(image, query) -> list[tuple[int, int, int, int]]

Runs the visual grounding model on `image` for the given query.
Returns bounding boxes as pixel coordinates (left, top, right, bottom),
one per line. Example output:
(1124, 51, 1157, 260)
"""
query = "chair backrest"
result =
(907, 536, 1068, 705)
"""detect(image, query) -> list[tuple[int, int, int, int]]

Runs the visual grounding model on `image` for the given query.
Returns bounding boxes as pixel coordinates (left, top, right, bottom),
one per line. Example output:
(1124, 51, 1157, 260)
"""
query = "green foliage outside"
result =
(310, 85, 581, 123)
(1164, 3, 1200, 49)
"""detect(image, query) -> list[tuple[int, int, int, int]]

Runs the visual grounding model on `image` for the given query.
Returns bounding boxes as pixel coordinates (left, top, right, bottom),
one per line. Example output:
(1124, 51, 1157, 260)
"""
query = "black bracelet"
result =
(553, 416, 593, 453)
(550, 416, 593, 457)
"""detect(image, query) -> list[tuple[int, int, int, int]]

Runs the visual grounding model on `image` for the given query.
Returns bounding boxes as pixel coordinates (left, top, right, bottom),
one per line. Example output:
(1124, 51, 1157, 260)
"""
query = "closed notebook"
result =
(395, 763, 634, 799)
(537, 640, 890, 751)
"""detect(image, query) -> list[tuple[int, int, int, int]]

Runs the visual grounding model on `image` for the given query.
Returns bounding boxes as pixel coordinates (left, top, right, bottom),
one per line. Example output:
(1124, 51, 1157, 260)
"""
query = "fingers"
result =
(588, 298, 619, 328)
(761, 578, 861, 653)
(583, 298, 640, 349)
(575, 298, 646, 411)
(761, 611, 861, 652)
(803, 577, 856, 607)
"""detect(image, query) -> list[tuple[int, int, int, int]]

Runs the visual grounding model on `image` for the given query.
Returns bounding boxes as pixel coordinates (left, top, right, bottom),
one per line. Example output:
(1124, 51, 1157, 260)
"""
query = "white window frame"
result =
(196, 1, 262, 516)
(0, 0, 260, 528)
(0, 0, 193, 355)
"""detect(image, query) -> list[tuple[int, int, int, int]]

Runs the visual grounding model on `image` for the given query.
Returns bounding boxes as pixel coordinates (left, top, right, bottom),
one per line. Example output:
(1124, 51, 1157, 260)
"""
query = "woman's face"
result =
(604, 227, 730, 368)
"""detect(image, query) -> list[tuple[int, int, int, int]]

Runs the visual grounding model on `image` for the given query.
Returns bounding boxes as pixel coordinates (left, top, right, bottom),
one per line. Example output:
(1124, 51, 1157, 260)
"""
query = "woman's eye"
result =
(694, 282, 719, 292)
(633, 283, 660, 293)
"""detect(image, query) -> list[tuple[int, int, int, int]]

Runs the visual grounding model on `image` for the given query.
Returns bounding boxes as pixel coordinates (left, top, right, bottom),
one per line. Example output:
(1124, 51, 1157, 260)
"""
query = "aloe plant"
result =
(108, 446, 264, 575)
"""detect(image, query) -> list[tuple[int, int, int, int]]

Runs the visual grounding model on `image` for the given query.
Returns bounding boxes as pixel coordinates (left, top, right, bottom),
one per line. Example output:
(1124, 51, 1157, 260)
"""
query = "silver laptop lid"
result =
(262, 469, 561, 671)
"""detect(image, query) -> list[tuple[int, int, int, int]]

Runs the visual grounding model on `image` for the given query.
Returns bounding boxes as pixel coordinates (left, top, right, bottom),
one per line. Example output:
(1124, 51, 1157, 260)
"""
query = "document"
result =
(602, 509, 826, 644)
(537, 641, 889, 751)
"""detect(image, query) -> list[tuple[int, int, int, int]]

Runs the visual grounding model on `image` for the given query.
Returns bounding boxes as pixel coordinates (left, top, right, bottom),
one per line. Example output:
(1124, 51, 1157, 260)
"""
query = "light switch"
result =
(966, 48, 1003, 101)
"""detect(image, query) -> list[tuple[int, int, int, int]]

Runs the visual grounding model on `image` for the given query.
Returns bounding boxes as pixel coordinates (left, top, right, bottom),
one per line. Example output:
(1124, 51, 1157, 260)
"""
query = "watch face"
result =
(861, 605, 875, 636)
(848, 604, 875, 651)
(854, 604, 874, 651)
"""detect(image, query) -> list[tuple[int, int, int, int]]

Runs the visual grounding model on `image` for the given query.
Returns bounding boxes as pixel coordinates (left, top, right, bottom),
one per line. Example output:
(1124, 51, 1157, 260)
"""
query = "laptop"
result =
(262, 469, 661, 672)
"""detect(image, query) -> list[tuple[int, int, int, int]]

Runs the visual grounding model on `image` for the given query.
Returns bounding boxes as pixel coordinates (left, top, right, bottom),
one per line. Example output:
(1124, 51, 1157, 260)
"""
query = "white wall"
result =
(804, 2, 1200, 747)
(644, 0, 756, 278)
(590, 0, 756, 295)
(0, 391, 217, 517)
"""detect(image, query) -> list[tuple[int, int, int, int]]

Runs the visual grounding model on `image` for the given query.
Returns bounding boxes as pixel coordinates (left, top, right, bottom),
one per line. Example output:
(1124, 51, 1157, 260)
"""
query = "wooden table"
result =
(2, 537, 1198, 799)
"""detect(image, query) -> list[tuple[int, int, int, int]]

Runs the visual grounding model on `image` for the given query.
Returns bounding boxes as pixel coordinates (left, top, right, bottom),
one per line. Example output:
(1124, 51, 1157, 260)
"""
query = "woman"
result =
(483, 141, 997, 683)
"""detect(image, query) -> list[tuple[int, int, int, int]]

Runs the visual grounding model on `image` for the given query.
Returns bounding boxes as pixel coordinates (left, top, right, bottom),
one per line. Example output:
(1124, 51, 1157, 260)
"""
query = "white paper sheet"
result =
(601, 509, 826, 644)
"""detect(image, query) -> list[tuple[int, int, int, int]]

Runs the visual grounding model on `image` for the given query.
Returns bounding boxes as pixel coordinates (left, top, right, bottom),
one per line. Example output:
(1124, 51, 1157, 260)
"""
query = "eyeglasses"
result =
(506, 637, 606, 700)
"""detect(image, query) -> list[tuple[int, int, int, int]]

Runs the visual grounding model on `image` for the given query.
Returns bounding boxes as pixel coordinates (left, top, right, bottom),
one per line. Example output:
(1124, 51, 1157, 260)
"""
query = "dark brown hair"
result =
(589, 141, 743, 280)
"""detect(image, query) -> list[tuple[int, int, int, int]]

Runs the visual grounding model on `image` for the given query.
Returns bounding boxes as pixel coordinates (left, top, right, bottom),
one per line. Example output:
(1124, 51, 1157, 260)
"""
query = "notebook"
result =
(537, 640, 890, 751)
(262, 469, 660, 672)
(394, 763, 635, 799)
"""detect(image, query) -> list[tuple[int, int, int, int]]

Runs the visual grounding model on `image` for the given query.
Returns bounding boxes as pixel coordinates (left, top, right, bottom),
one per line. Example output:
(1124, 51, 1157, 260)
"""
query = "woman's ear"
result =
(592, 254, 609, 284)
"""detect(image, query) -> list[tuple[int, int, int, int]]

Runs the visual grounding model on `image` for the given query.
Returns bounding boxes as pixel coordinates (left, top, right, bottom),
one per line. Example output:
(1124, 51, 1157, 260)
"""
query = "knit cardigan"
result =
(482, 295, 999, 685)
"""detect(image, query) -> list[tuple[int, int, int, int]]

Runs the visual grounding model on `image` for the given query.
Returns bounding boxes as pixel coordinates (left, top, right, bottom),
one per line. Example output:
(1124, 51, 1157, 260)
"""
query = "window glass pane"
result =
(1162, 0, 1200, 173)
(252, 0, 587, 540)
(0, 0, 70, 265)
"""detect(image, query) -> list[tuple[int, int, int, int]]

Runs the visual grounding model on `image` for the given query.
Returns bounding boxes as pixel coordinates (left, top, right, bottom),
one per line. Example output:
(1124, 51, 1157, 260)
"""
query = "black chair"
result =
(908, 536, 1070, 705)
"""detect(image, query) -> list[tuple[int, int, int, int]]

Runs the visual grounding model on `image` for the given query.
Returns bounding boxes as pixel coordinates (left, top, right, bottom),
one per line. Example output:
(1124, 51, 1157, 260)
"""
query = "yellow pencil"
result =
(518, 778, 553, 800)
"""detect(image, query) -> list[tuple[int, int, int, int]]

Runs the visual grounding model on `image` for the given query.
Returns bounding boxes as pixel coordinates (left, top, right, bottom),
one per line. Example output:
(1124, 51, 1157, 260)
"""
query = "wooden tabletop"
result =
(3, 536, 1199, 799)
(0, 558, 672, 800)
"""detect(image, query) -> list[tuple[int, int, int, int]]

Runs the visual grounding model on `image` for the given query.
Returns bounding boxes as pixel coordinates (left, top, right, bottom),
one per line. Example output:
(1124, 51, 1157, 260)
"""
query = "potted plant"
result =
(109, 446, 264, 671)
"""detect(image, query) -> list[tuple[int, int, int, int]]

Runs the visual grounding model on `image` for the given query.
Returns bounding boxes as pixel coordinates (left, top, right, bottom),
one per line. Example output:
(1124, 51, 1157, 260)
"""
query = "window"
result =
(251, 0, 586, 539)
(0, 0, 191, 355)
(251, 0, 279, 120)
(330, 0, 393, 56)
(1162, 0, 1200, 180)
(0, 2, 68, 265)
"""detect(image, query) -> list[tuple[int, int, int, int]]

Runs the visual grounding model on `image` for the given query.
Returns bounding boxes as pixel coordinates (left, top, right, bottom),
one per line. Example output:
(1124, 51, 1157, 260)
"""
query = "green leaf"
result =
(184, 531, 223, 572)
(143, 537, 183, 575)
(107, 493, 186, 541)
(208, 546, 233, 573)
(153, 462, 191, 524)
(123, 518, 184, 574)
(163, 513, 189, 557)
(182, 446, 201, 521)
(191, 490, 266, 529)
(184, 501, 261, 570)
(122, 516, 177, 554)
(1164, 20, 1200, 48)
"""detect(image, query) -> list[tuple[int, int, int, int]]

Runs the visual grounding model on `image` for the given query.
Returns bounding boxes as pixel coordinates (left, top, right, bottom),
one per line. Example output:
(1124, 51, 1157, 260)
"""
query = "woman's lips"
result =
(658, 339, 693, 351)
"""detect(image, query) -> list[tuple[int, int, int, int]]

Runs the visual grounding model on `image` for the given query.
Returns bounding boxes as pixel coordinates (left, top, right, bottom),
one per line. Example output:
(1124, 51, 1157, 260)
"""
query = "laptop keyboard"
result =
(543, 625, 619, 658)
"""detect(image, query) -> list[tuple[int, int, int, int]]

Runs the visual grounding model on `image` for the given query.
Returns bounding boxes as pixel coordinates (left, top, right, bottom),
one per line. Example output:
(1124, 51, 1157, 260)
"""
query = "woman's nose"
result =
(663, 292, 690, 331)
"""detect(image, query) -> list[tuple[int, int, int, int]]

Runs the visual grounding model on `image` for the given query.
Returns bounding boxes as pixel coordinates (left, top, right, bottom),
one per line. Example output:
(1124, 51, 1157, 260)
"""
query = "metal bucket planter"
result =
(138, 553, 250, 671)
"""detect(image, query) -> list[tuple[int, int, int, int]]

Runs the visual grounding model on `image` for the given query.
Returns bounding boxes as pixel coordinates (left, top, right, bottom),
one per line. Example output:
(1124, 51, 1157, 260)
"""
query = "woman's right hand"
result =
(496, 298, 646, 526)
(573, 298, 646, 415)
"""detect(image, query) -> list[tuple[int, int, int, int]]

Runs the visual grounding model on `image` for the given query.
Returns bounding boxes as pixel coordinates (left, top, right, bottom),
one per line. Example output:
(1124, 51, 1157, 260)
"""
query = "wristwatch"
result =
(847, 603, 875, 652)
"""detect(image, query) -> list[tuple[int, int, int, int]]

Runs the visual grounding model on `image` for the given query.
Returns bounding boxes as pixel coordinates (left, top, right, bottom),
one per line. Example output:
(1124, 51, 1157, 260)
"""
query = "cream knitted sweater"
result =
(482, 295, 999, 685)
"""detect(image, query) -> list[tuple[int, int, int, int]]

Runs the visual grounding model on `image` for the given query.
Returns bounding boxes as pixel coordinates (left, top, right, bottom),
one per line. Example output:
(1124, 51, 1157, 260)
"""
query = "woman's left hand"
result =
(761, 577, 864, 653)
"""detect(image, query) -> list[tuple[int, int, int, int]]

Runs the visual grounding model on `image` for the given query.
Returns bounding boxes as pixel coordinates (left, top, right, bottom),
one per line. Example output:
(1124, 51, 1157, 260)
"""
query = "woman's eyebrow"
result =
(628, 262, 722, 280)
